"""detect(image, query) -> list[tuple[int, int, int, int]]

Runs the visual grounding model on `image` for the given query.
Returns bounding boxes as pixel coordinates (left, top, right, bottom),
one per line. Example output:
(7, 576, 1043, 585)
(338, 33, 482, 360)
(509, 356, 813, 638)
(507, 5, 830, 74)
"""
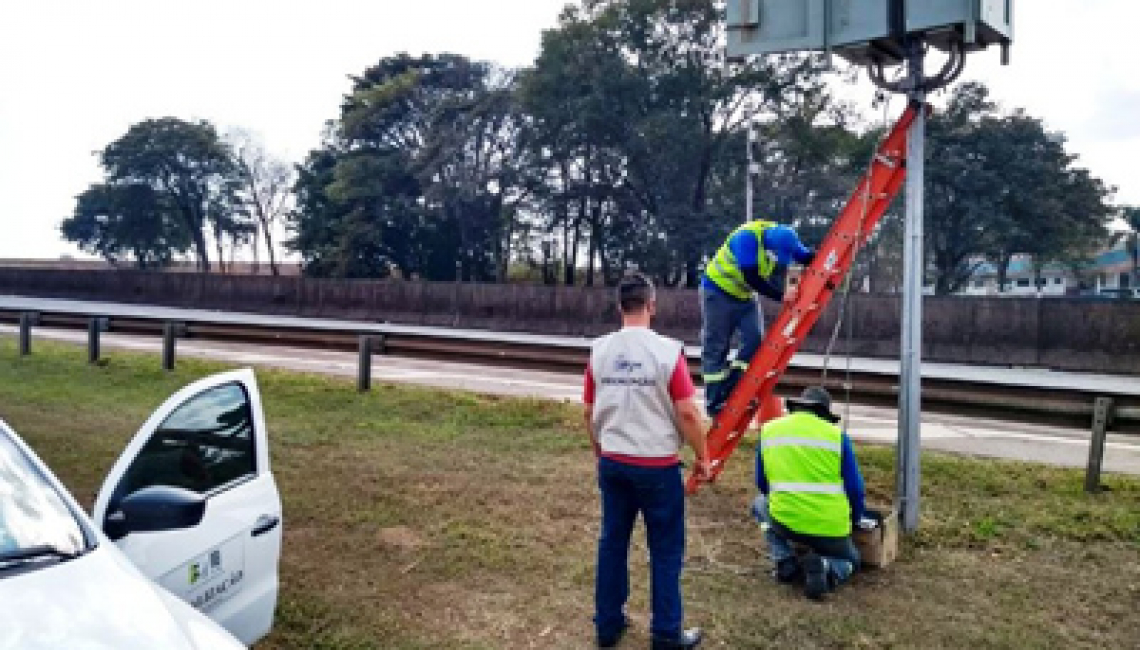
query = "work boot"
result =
(803, 553, 830, 601)
(774, 557, 802, 584)
(650, 627, 703, 649)
(597, 618, 630, 648)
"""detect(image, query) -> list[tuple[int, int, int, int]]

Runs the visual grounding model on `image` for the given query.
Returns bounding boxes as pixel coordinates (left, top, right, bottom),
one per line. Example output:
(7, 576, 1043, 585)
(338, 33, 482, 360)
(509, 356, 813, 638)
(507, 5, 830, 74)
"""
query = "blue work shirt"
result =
(755, 430, 866, 525)
(701, 226, 814, 300)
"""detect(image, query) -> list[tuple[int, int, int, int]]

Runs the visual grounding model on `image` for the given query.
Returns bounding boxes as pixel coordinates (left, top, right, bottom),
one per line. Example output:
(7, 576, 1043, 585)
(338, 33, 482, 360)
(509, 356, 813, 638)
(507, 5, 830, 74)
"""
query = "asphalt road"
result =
(4, 324, 1139, 476)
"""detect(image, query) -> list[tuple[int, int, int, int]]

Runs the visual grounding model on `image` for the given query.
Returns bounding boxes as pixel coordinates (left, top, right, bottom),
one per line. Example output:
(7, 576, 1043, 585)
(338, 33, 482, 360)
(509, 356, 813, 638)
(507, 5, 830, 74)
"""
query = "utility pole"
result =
(897, 38, 926, 533)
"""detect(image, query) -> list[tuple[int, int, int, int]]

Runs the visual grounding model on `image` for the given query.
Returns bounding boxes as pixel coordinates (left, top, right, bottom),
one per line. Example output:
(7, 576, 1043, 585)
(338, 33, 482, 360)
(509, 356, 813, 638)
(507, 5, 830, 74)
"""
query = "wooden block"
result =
(853, 506, 899, 568)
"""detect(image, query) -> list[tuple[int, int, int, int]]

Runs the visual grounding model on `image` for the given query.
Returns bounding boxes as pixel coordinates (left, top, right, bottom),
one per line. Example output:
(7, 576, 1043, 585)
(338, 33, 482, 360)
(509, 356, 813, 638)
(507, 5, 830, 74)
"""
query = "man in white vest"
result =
(584, 272, 712, 649)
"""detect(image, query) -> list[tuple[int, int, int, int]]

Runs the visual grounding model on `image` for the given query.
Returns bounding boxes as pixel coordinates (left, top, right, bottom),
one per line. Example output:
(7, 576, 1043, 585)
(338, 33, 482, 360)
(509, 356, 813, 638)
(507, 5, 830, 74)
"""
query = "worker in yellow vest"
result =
(751, 386, 865, 601)
(701, 220, 815, 416)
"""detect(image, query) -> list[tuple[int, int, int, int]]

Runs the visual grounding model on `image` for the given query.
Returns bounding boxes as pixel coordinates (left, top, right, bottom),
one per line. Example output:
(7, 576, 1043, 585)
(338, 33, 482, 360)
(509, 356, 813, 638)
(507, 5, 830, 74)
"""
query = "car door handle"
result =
(251, 514, 280, 537)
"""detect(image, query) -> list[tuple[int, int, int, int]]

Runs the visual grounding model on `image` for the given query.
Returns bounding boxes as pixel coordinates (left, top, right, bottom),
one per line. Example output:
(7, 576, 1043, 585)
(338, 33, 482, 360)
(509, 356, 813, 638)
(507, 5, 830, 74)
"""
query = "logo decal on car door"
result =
(162, 532, 245, 612)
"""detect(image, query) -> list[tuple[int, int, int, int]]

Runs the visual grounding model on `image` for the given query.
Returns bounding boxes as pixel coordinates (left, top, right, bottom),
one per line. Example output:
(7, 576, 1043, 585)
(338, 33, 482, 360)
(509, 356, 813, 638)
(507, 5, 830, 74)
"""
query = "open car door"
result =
(92, 368, 282, 647)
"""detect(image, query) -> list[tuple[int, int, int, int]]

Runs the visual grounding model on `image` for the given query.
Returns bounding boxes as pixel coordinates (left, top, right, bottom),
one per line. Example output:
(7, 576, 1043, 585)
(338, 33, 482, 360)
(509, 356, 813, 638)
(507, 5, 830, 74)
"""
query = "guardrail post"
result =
(18, 312, 38, 356)
(1085, 397, 1114, 493)
(358, 335, 373, 392)
(162, 322, 186, 371)
(88, 317, 109, 364)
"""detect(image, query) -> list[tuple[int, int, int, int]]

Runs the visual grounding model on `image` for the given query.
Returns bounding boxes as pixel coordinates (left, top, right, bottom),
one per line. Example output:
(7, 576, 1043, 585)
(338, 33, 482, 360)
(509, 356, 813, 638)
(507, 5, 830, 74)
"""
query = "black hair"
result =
(617, 272, 655, 314)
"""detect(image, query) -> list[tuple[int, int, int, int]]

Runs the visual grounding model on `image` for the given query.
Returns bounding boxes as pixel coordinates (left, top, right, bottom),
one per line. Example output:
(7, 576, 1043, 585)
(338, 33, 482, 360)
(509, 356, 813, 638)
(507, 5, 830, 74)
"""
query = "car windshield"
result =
(0, 426, 87, 562)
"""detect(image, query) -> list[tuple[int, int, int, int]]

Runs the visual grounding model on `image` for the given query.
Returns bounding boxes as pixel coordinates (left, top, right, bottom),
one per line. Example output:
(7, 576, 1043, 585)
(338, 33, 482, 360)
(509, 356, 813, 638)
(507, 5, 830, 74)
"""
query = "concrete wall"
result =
(2, 268, 1138, 375)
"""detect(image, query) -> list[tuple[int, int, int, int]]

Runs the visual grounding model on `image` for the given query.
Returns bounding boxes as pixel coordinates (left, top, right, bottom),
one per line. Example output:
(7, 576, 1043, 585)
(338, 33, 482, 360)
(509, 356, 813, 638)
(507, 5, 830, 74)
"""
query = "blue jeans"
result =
(595, 457, 686, 640)
(700, 285, 763, 417)
(751, 495, 859, 585)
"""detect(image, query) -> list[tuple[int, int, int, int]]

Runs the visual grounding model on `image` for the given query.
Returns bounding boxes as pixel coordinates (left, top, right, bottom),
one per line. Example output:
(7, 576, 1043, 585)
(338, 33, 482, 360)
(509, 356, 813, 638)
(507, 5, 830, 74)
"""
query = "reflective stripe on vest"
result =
(760, 411, 851, 537)
(705, 221, 777, 300)
(761, 437, 842, 453)
(769, 482, 845, 494)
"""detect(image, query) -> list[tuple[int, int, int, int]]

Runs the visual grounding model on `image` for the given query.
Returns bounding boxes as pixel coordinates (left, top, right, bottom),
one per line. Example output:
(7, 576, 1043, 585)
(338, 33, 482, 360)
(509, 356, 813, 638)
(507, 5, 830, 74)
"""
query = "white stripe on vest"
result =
(770, 482, 845, 494)
(760, 438, 842, 453)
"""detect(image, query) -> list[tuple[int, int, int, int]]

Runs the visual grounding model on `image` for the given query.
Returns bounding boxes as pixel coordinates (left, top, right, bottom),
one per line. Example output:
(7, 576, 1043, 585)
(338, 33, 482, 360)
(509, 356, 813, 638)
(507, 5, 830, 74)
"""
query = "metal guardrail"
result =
(1, 307, 1137, 433)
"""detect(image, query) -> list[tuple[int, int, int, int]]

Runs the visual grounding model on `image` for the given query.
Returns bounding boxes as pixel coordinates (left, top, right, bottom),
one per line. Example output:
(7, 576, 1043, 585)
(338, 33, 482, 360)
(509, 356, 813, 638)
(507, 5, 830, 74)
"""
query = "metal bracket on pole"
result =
(1085, 397, 1114, 493)
(162, 322, 187, 371)
(18, 312, 39, 356)
(88, 317, 110, 364)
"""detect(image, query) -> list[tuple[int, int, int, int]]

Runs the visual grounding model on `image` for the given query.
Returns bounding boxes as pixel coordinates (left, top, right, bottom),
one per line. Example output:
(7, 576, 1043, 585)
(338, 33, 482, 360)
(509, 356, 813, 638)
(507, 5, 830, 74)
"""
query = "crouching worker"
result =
(751, 386, 865, 601)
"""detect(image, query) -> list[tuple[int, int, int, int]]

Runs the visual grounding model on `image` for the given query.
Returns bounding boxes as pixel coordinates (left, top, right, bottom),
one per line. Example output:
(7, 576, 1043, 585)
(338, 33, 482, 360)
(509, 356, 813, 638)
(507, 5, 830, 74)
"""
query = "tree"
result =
(924, 83, 1113, 295)
(521, 0, 835, 287)
(61, 183, 190, 269)
(228, 129, 295, 275)
(518, 5, 636, 286)
(1113, 206, 1140, 287)
(415, 69, 539, 282)
(290, 54, 536, 281)
(99, 118, 244, 272)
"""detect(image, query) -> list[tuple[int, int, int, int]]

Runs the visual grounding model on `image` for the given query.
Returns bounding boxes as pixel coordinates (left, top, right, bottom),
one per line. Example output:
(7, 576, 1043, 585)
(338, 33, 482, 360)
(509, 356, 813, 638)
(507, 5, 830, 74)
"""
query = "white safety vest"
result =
(589, 327, 685, 459)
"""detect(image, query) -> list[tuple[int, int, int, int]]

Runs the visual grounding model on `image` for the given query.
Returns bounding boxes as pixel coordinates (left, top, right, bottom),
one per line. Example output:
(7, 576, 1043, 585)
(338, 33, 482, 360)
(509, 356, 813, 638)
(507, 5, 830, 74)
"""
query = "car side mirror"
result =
(105, 486, 206, 540)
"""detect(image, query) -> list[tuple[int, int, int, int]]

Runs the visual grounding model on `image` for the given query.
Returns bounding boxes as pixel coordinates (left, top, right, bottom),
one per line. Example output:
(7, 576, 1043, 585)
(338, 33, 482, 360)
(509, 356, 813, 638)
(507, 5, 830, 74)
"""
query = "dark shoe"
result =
(803, 553, 829, 601)
(650, 627, 703, 649)
(597, 618, 630, 648)
(774, 557, 802, 584)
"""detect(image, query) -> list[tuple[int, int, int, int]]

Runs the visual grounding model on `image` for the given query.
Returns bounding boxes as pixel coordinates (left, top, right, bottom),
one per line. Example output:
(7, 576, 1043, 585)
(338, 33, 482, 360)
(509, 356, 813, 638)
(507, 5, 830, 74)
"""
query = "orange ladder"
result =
(686, 102, 923, 495)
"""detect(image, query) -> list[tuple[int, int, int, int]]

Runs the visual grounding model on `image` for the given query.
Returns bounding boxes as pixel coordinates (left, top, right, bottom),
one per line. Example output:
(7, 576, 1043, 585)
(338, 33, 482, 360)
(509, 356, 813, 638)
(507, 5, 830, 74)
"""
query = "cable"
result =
(866, 38, 966, 94)
(820, 94, 893, 385)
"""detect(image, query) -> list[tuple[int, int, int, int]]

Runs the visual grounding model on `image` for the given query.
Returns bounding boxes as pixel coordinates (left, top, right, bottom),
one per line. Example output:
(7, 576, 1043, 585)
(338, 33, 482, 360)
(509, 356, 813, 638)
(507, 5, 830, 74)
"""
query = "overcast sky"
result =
(1, 0, 1137, 260)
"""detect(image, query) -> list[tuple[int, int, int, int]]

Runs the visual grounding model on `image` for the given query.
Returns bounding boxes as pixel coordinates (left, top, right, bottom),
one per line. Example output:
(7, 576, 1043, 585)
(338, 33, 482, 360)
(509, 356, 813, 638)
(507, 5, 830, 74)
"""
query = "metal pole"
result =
(357, 335, 373, 392)
(1085, 397, 1113, 493)
(88, 318, 101, 364)
(162, 322, 178, 371)
(746, 125, 754, 223)
(897, 42, 926, 533)
(453, 260, 462, 327)
(18, 313, 33, 356)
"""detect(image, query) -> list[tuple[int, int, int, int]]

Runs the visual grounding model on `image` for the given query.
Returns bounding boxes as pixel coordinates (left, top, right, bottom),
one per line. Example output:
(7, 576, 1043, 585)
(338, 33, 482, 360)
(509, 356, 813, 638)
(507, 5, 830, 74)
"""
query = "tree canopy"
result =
(63, 1, 1121, 291)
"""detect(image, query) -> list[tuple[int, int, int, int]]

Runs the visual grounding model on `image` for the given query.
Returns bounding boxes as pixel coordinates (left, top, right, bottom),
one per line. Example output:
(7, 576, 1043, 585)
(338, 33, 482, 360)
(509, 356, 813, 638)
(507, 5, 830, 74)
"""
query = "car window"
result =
(0, 429, 86, 558)
(114, 383, 257, 506)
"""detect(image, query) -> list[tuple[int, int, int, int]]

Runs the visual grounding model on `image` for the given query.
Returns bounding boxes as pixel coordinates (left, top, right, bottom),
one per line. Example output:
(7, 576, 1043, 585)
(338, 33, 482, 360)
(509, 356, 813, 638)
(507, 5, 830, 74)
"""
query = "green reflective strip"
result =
(731, 360, 749, 370)
(703, 371, 730, 383)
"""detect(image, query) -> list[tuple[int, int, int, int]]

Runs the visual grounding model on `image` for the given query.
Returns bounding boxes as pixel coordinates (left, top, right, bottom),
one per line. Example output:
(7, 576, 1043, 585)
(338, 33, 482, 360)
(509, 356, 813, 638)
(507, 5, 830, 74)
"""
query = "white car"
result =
(0, 369, 282, 648)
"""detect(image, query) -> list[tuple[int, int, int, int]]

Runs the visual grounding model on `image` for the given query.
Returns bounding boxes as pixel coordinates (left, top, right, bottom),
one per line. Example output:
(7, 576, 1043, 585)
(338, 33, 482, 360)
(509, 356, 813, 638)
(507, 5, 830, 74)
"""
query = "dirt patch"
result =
(377, 525, 425, 552)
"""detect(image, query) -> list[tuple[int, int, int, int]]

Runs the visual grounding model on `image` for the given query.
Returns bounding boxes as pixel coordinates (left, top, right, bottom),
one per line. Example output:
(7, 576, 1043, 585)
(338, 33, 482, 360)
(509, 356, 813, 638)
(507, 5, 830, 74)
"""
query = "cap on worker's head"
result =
(763, 225, 802, 266)
(785, 386, 840, 424)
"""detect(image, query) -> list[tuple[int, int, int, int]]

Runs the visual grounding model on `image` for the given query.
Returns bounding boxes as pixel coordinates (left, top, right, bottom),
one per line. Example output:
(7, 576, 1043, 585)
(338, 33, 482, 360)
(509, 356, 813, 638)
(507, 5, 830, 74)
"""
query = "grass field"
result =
(1, 336, 1138, 649)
